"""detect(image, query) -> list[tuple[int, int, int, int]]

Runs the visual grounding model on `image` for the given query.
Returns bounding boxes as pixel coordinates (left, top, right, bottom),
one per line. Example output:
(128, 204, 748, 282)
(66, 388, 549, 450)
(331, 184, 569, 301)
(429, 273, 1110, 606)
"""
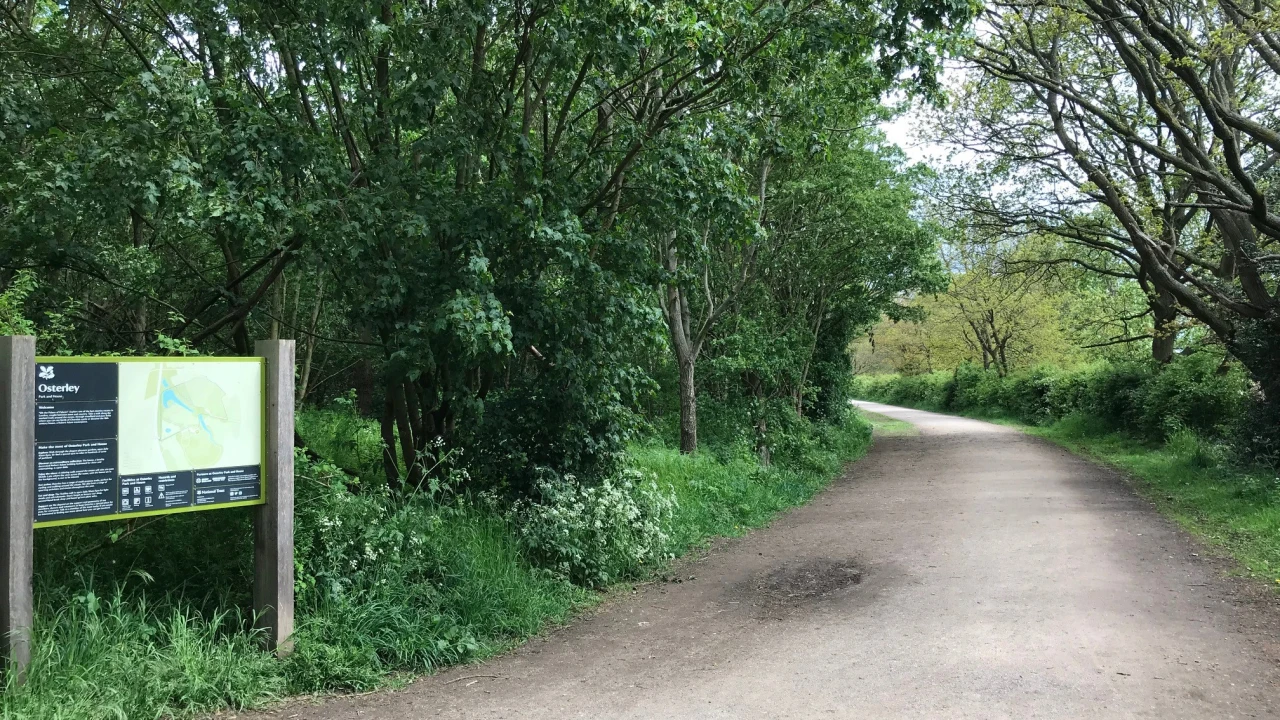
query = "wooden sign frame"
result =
(0, 338, 296, 681)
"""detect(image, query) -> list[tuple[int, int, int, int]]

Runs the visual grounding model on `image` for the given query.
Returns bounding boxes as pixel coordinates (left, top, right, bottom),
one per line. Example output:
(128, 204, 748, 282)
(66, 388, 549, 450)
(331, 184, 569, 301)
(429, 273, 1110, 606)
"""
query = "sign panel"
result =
(33, 358, 265, 527)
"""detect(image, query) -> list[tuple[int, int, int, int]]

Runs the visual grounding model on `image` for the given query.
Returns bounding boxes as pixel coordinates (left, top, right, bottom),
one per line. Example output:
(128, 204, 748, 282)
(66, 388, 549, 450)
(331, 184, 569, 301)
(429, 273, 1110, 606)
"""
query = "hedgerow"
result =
(851, 353, 1255, 444)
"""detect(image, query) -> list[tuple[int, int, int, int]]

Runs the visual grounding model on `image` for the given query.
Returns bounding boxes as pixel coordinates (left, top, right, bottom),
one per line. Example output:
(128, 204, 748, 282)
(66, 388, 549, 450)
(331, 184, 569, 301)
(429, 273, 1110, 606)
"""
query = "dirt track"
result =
(256, 402, 1280, 719)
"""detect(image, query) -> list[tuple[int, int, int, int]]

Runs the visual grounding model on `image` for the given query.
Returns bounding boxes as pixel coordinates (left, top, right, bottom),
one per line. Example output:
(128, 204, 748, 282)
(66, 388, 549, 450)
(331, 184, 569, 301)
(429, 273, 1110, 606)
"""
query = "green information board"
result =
(33, 357, 266, 528)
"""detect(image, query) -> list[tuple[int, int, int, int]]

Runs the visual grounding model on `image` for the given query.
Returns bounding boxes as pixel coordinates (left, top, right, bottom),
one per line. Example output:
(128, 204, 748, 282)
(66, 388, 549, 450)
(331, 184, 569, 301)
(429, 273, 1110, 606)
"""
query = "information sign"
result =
(32, 358, 266, 527)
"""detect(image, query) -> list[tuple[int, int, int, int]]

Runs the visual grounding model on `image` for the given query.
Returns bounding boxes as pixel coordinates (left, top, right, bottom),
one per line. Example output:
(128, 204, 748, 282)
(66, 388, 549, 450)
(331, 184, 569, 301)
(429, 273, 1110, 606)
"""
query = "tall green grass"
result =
(7, 503, 591, 717)
(5, 588, 281, 720)
(283, 496, 590, 693)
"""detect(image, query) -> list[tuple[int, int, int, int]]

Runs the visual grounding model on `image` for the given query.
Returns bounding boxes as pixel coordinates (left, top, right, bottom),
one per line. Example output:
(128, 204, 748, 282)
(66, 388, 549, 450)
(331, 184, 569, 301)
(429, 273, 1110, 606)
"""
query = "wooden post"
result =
(0, 337, 34, 681)
(253, 339, 294, 654)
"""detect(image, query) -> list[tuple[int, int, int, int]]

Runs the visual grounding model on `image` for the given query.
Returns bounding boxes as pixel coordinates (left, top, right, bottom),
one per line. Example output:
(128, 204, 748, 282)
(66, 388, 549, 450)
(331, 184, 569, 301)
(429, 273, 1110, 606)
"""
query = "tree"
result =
(864, 234, 1080, 376)
(697, 127, 943, 459)
(957, 0, 1280, 408)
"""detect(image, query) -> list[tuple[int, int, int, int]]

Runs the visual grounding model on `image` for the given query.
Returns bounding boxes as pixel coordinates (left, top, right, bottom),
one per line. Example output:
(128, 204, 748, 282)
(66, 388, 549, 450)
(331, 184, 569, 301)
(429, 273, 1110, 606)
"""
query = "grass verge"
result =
(637, 412, 872, 551)
(856, 408, 918, 436)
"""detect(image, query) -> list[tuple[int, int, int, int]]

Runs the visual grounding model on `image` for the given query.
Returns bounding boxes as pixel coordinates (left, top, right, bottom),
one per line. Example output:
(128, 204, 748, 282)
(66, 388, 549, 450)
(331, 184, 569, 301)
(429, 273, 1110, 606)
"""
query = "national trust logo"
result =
(38, 365, 55, 380)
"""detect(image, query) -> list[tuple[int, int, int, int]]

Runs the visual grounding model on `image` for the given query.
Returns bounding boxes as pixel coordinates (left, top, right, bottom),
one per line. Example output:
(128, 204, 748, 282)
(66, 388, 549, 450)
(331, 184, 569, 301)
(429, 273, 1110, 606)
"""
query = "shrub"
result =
(851, 371, 951, 409)
(1165, 427, 1230, 470)
(296, 399, 387, 481)
(1077, 362, 1151, 429)
(999, 365, 1062, 424)
(1134, 353, 1248, 439)
(288, 455, 583, 692)
(512, 466, 677, 587)
(632, 407, 873, 552)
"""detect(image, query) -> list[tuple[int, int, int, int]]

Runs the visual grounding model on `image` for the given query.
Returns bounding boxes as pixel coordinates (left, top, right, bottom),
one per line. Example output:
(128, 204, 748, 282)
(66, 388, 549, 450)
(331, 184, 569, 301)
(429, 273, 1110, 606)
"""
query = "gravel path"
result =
(254, 402, 1280, 719)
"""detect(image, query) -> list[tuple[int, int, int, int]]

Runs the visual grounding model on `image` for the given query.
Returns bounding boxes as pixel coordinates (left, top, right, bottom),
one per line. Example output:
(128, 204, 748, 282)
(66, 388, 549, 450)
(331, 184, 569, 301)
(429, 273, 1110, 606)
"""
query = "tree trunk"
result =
(297, 274, 325, 402)
(996, 336, 1010, 377)
(756, 417, 770, 466)
(659, 232, 700, 455)
(749, 373, 770, 466)
(269, 273, 284, 340)
(130, 208, 148, 353)
(354, 327, 376, 415)
(795, 302, 825, 417)
(1151, 291, 1177, 363)
(678, 358, 697, 454)
(1229, 309, 1280, 461)
(390, 380, 420, 487)
(380, 393, 401, 489)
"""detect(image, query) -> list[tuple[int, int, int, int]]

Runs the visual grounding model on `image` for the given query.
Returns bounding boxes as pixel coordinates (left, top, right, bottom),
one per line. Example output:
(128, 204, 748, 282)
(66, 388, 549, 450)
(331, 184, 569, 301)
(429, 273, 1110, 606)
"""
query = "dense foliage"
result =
(0, 0, 964, 490)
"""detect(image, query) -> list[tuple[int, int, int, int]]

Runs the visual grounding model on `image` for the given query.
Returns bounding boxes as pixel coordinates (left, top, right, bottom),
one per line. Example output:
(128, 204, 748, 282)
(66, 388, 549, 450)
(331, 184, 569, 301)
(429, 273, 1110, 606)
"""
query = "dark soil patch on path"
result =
(747, 557, 863, 612)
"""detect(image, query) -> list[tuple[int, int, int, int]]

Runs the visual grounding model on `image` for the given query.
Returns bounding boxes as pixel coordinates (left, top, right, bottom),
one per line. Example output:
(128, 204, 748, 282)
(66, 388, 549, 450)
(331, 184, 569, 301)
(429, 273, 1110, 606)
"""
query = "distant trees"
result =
(943, 268, 1067, 377)
(858, 233, 1093, 376)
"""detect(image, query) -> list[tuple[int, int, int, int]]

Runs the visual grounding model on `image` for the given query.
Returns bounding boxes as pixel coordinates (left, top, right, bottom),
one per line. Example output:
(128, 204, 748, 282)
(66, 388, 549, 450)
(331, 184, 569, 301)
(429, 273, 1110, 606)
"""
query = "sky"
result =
(876, 79, 964, 169)
(880, 109, 932, 165)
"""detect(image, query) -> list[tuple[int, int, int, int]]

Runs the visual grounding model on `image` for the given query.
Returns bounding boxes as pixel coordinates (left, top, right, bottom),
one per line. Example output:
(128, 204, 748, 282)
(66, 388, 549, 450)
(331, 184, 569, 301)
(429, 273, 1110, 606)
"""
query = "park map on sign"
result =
(118, 362, 263, 476)
(33, 358, 265, 526)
